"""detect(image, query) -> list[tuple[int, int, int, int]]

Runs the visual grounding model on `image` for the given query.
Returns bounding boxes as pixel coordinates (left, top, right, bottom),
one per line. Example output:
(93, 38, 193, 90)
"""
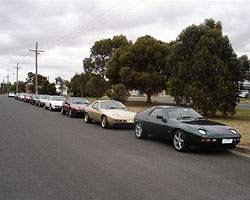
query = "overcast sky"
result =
(0, 0, 250, 83)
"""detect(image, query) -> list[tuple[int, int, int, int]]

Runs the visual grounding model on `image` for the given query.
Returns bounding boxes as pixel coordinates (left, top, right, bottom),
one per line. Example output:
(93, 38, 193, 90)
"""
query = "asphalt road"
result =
(1, 95, 250, 200)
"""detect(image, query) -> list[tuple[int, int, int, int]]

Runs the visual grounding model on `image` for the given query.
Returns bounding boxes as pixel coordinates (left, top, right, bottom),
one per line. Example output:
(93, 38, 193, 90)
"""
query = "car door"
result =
(88, 102, 100, 121)
(146, 108, 169, 138)
(64, 99, 70, 112)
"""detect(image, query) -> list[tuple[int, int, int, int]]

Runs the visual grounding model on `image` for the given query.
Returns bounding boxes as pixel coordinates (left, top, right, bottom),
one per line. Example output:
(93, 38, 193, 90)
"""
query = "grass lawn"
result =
(83, 97, 250, 146)
(239, 98, 250, 104)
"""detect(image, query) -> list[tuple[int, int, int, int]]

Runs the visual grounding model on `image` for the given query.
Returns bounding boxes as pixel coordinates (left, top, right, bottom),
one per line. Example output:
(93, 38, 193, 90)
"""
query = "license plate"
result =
(127, 120, 134, 123)
(222, 139, 233, 144)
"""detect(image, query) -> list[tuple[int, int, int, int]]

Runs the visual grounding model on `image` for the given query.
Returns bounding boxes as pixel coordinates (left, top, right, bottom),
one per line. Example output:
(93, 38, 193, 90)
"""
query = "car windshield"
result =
(167, 108, 203, 120)
(41, 95, 49, 99)
(71, 98, 90, 104)
(34, 95, 40, 98)
(51, 96, 65, 101)
(100, 101, 127, 109)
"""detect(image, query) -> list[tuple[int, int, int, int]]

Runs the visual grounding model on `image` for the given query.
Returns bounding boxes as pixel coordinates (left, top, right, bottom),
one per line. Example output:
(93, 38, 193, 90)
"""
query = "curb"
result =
(232, 145, 250, 155)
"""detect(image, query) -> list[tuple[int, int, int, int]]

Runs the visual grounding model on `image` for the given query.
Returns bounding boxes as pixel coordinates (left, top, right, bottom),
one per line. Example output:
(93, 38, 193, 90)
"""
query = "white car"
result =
(8, 92, 16, 98)
(44, 96, 66, 111)
(239, 90, 250, 98)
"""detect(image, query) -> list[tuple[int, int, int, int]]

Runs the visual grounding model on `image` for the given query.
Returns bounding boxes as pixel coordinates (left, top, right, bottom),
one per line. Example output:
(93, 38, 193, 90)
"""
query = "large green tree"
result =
(167, 19, 247, 116)
(70, 73, 90, 97)
(83, 35, 131, 77)
(107, 35, 172, 103)
(39, 81, 57, 95)
(26, 72, 47, 86)
(86, 74, 108, 98)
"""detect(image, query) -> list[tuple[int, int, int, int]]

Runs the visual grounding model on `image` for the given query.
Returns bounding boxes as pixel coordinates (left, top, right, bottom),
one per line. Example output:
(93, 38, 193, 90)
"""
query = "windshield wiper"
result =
(195, 117, 207, 120)
(107, 107, 118, 109)
(177, 116, 194, 120)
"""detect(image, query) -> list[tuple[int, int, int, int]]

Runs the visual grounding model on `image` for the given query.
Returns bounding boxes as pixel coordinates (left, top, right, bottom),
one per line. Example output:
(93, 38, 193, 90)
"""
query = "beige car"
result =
(84, 100, 136, 128)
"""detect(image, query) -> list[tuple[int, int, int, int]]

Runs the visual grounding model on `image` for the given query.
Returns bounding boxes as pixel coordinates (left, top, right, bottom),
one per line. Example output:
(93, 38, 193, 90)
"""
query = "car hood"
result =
(102, 109, 136, 119)
(181, 120, 237, 136)
(71, 104, 88, 109)
(50, 101, 64, 104)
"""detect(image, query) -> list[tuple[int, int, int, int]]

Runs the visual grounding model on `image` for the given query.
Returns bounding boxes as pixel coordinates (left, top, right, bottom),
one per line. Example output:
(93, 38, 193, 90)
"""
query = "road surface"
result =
(0, 95, 250, 200)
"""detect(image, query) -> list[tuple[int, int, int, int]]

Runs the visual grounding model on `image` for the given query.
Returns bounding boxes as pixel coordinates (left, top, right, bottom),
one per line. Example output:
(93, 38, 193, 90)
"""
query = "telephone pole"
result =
(29, 42, 44, 94)
(2, 78, 4, 94)
(13, 62, 21, 93)
(5, 74, 10, 94)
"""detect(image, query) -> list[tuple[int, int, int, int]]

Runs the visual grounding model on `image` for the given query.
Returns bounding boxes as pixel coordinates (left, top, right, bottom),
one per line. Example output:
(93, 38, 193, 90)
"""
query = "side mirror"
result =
(156, 115, 164, 120)
(156, 115, 167, 123)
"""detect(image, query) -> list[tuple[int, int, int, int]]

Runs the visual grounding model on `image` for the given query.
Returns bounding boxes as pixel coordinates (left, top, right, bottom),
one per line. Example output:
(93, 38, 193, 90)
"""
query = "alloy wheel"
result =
(101, 116, 108, 128)
(173, 130, 187, 151)
(135, 123, 143, 138)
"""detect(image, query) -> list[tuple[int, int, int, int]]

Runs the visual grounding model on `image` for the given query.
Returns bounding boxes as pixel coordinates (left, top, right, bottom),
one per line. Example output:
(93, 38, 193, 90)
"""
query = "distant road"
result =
(0, 95, 250, 200)
(128, 96, 250, 109)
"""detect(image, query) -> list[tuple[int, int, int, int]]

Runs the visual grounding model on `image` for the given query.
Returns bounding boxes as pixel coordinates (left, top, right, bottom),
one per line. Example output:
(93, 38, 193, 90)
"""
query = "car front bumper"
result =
(189, 134, 241, 150)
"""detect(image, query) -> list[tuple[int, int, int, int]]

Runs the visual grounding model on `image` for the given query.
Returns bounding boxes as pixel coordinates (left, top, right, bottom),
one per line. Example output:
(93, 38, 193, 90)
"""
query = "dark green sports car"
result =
(134, 106, 241, 152)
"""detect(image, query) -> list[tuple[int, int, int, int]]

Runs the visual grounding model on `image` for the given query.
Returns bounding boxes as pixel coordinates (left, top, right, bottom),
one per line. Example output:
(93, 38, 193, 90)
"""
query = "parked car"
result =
(14, 93, 21, 100)
(84, 100, 136, 128)
(134, 106, 241, 152)
(8, 92, 15, 98)
(35, 95, 50, 107)
(29, 94, 40, 105)
(24, 94, 33, 103)
(61, 97, 90, 117)
(44, 96, 66, 111)
(239, 90, 250, 98)
(18, 93, 26, 101)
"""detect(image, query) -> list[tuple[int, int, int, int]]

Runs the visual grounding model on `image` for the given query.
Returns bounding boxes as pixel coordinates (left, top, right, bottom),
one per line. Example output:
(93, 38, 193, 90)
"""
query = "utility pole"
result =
(2, 78, 4, 94)
(13, 62, 21, 93)
(5, 74, 10, 94)
(29, 42, 44, 94)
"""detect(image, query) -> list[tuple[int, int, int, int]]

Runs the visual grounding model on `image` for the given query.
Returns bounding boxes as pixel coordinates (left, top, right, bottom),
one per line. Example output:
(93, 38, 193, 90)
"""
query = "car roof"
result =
(150, 105, 188, 110)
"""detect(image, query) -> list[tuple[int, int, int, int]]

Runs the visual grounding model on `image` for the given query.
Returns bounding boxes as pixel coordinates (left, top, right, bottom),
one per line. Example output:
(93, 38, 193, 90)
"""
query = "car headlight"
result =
(113, 114, 119, 118)
(230, 129, 238, 134)
(198, 129, 206, 135)
(76, 107, 80, 110)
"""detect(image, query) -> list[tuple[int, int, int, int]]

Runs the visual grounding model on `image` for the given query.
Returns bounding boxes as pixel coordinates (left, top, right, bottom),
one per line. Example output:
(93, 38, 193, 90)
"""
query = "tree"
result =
(83, 35, 131, 77)
(86, 74, 108, 98)
(167, 19, 246, 116)
(26, 72, 47, 86)
(16, 81, 26, 92)
(27, 84, 35, 93)
(106, 83, 130, 103)
(238, 55, 250, 82)
(107, 35, 172, 103)
(55, 76, 67, 95)
(39, 81, 57, 95)
(70, 73, 90, 97)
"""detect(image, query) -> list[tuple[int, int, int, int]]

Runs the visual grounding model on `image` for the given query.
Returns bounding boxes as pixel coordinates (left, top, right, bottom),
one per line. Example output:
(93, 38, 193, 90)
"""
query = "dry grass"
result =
(239, 98, 250, 104)
(209, 109, 250, 146)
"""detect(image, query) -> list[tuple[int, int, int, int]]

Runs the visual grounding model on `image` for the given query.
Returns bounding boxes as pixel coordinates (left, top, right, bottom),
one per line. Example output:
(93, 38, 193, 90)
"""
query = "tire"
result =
(101, 115, 109, 129)
(49, 104, 53, 111)
(69, 109, 73, 118)
(61, 107, 65, 115)
(84, 112, 92, 123)
(173, 130, 188, 152)
(135, 122, 148, 139)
